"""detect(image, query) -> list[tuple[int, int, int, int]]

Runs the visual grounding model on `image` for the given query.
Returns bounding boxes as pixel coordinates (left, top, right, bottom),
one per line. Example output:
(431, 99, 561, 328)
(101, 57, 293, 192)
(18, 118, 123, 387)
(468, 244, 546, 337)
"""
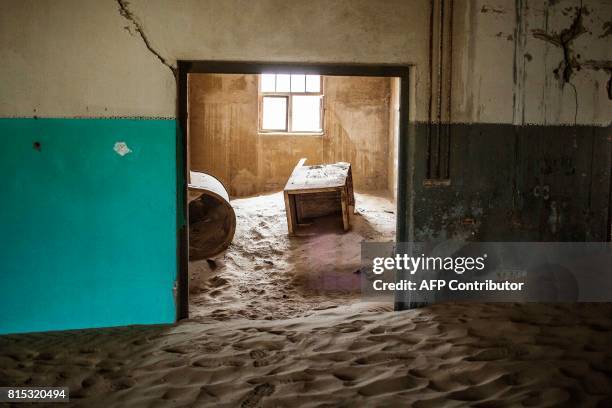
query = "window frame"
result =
(258, 74, 324, 135)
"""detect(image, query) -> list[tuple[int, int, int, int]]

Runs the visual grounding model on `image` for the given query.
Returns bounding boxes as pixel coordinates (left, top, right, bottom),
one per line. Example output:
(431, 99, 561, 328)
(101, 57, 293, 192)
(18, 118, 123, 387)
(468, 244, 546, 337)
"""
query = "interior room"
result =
(187, 73, 399, 320)
(0, 1, 611, 407)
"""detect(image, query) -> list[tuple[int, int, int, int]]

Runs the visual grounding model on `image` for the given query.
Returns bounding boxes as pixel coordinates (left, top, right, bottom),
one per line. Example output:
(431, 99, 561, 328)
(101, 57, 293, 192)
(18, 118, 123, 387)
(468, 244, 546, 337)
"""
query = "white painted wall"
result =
(1, 0, 610, 125)
(0, 0, 175, 117)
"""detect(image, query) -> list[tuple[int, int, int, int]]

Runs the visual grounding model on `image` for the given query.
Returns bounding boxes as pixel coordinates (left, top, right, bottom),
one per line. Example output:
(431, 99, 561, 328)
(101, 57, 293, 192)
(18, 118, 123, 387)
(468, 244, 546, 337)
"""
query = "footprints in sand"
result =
(249, 349, 267, 360)
(3, 304, 612, 407)
(188, 192, 396, 323)
(249, 349, 286, 367)
(192, 356, 245, 368)
(240, 383, 275, 408)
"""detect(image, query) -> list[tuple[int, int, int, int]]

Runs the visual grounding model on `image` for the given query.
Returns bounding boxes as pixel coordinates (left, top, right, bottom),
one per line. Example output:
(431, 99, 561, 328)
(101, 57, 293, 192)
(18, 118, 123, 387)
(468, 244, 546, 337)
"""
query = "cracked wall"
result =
(116, 0, 176, 77)
(0, 0, 610, 244)
(1, 0, 609, 125)
(410, 0, 611, 247)
(0, 0, 430, 120)
(452, 0, 611, 125)
(0, 0, 175, 118)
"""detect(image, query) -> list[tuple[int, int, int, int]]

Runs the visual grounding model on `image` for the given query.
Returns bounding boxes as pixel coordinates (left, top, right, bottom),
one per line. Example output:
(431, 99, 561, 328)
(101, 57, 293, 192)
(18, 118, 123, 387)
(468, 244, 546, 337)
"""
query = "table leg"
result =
(340, 188, 350, 231)
(284, 191, 296, 235)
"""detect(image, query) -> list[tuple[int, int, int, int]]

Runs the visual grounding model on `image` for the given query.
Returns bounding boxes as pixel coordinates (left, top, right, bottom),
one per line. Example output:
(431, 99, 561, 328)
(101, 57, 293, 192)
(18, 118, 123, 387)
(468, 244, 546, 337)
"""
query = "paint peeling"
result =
(480, 5, 505, 14)
(532, 6, 587, 85)
(114, 141, 132, 156)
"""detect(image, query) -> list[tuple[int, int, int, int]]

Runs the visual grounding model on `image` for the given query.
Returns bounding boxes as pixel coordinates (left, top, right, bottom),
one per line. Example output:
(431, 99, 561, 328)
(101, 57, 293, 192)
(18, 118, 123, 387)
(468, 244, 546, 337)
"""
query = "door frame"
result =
(175, 61, 412, 320)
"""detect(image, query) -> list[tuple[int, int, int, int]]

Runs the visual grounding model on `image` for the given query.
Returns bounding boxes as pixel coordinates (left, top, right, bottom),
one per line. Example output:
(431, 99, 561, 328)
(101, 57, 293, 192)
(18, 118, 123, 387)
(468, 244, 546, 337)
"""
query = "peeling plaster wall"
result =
(411, 123, 610, 241)
(1, 0, 608, 124)
(188, 74, 392, 197)
(451, 0, 612, 125)
(407, 0, 611, 250)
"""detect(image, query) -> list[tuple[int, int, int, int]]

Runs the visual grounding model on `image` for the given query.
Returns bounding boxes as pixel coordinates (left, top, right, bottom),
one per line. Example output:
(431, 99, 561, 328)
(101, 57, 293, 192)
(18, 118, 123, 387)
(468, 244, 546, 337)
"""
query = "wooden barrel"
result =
(188, 171, 236, 260)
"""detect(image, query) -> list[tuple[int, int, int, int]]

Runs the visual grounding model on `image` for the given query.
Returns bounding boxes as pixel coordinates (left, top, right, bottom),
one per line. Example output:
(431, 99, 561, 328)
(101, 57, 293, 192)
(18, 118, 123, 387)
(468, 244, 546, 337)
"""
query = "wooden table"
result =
(283, 158, 355, 235)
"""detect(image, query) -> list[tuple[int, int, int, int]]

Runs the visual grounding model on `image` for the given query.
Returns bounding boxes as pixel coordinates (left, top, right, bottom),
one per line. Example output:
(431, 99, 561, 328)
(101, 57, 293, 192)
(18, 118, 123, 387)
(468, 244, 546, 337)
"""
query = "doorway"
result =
(176, 62, 410, 320)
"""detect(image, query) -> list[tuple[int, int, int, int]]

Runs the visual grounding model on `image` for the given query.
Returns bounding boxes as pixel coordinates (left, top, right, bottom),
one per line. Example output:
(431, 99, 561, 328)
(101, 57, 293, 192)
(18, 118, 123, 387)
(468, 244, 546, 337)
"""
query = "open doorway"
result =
(176, 62, 410, 321)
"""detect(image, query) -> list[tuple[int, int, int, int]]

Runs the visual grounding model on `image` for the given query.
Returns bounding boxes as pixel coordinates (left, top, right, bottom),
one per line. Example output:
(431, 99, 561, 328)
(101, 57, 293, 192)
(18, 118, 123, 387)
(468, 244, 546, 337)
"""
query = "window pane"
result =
(260, 74, 275, 92)
(262, 97, 287, 130)
(276, 74, 290, 92)
(291, 74, 305, 92)
(291, 95, 321, 132)
(306, 75, 321, 92)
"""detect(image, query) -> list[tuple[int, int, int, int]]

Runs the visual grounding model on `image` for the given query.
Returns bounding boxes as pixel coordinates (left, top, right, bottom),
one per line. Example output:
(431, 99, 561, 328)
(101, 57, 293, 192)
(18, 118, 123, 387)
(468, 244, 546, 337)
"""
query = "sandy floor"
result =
(2, 193, 612, 407)
(188, 191, 396, 321)
(1, 303, 611, 407)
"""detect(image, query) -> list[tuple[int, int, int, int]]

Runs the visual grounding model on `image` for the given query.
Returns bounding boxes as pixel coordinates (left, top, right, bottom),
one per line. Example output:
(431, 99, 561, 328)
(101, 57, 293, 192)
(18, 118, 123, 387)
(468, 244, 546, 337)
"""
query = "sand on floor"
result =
(188, 191, 396, 321)
(1, 303, 611, 407)
(2, 192, 612, 407)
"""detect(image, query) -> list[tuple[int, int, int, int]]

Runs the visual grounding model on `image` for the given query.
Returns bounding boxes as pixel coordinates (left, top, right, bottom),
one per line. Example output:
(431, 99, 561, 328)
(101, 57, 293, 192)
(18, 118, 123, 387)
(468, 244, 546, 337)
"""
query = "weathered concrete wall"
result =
(410, 123, 610, 243)
(407, 0, 611, 247)
(1, 0, 608, 124)
(0, 0, 175, 118)
(189, 74, 392, 196)
(0, 0, 430, 121)
(3, 0, 608, 126)
(451, 0, 611, 125)
(1, 0, 610, 240)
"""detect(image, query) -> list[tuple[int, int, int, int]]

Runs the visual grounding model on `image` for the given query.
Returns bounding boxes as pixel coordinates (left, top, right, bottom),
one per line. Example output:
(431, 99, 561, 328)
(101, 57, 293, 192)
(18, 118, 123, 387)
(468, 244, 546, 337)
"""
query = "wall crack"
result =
(116, 0, 176, 78)
(532, 4, 612, 101)
(532, 5, 586, 86)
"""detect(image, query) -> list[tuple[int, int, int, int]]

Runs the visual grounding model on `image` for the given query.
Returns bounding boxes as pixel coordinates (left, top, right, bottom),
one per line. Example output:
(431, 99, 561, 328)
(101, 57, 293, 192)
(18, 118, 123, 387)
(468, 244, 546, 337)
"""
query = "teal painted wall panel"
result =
(0, 118, 177, 334)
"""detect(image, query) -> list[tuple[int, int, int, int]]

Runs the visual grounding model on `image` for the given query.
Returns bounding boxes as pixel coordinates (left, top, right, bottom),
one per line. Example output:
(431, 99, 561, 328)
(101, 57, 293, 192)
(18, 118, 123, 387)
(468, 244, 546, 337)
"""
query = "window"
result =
(259, 74, 323, 133)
